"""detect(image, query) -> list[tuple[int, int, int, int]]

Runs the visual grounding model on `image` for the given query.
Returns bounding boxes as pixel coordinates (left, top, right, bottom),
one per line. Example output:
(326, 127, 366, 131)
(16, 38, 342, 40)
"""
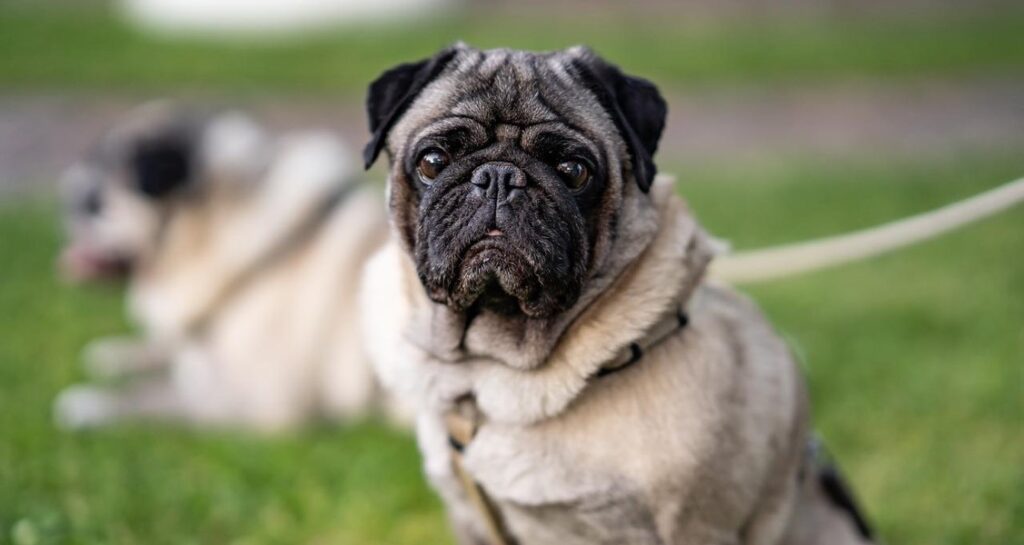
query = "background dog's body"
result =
(56, 103, 393, 430)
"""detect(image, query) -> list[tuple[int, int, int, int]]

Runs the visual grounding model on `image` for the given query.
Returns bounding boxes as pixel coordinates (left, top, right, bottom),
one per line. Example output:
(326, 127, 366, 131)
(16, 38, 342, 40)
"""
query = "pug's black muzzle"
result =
(415, 158, 588, 318)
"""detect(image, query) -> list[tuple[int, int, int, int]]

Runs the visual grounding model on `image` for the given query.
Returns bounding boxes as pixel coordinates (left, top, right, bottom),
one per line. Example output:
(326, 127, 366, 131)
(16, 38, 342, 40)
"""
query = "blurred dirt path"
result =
(1, 76, 1022, 197)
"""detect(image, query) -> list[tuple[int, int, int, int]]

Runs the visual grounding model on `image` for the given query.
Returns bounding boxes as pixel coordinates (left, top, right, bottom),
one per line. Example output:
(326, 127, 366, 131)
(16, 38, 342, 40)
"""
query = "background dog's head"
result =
(59, 101, 268, 282)
(365, 45, 667, 318)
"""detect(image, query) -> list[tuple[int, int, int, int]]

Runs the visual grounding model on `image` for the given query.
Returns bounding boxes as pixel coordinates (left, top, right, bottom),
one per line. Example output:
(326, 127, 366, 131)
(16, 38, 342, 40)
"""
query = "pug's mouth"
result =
(446, 237, 543, 316)
(58, 244, 133, 283)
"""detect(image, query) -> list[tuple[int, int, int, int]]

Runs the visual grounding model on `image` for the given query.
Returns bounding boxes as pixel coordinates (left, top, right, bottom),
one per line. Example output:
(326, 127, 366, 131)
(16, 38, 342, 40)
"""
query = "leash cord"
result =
(710, 176, 1024, 284)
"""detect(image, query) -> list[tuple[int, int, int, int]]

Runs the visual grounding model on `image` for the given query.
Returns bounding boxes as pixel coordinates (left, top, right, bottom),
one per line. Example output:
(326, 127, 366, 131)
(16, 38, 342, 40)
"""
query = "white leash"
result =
(711, 176, 1024, 284)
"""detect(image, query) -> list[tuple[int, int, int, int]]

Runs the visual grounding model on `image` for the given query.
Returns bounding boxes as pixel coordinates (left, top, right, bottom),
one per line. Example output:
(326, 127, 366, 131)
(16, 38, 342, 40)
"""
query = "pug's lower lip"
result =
(487, 229, 504, 237)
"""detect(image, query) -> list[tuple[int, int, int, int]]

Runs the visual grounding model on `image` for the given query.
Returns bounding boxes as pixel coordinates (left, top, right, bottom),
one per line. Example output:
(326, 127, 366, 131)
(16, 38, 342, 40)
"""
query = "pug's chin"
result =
(445, 244, 558, 319)
(469, 278, 527, 316)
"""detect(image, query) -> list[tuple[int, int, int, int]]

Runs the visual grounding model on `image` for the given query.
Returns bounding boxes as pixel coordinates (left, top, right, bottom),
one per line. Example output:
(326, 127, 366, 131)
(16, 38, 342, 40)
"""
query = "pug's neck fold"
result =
(378, 176, 714, 424)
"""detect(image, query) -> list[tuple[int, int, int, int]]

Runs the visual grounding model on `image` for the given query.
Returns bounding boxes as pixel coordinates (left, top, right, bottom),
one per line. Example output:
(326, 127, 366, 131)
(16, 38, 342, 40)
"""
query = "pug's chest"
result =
(498, 493, 662, 545)
(423, 416, 667, 545)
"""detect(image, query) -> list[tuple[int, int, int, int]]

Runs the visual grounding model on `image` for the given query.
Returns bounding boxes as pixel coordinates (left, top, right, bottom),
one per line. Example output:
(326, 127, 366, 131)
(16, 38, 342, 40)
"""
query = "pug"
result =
(56, 101, 397, 431)
(360, 45, 874, 544)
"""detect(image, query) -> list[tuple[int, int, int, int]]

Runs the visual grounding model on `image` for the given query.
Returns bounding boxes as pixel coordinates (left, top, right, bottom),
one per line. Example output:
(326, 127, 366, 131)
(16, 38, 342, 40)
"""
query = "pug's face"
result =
(364, 45, 667, 318)
(59, 102, 197, 282)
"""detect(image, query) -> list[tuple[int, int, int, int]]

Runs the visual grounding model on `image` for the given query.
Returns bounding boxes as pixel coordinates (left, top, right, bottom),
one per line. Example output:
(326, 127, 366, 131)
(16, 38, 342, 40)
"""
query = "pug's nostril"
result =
(505, 169, 527, 189)
(471, 162, 526, 192)
(470, 168, 492, 188)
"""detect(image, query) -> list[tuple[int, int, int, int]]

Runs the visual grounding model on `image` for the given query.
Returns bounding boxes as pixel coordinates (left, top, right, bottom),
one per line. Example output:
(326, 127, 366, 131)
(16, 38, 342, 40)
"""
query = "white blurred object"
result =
(121, 0, 456, 35)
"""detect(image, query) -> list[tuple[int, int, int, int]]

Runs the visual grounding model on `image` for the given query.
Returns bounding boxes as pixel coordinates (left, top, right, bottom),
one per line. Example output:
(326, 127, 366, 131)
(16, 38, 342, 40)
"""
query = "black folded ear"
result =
(363, 47, 460, 169)
(571, 50, 667, 192)
(132, 131, 193, 199)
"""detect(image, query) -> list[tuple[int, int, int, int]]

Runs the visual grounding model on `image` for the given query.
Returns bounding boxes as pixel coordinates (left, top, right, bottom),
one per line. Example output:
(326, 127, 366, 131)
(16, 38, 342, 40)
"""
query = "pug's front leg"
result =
(81, 335, 170, 379)
(53, 378, 190, 430)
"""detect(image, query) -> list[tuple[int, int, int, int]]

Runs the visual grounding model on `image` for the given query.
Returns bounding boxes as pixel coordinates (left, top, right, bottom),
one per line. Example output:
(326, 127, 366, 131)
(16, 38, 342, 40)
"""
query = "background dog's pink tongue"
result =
(58, 245, 114, 282)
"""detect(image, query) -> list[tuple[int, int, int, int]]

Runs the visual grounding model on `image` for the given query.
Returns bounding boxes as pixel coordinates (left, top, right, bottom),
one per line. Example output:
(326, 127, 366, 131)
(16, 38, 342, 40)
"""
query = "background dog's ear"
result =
(132, 132, 193, 198)
(363, 47, 459, 169)
(571, 50, 667, 192)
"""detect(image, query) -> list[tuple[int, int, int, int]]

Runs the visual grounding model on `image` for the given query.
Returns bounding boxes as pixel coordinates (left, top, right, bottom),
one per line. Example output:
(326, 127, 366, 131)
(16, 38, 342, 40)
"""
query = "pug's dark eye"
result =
(82, 185, 103, 215)
(555, 160, 590, 190)
(416, 148, 450, 184)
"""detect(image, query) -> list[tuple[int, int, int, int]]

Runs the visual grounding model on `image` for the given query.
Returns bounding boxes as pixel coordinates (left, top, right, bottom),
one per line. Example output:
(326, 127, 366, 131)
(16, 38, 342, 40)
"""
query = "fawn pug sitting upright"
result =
(361, 44, 874, 544)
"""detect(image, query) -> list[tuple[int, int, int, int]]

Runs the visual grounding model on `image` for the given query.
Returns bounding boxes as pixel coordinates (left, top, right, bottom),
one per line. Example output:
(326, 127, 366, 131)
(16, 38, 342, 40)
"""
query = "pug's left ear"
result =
(363, 46, 460, 169)
(570, 48, 667, 192)
(132, 132, 193, 198)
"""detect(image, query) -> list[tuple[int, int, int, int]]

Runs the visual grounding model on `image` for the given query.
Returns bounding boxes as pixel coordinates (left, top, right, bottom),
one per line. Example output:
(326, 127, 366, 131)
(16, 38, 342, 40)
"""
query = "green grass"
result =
(1, 156, 1022, 544)
(1, 5, 1023, 93)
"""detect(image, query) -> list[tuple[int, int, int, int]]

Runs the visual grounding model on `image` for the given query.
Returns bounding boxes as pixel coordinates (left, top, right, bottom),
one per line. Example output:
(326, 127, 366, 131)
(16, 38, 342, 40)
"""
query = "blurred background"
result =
(1, 0, 1022, 543)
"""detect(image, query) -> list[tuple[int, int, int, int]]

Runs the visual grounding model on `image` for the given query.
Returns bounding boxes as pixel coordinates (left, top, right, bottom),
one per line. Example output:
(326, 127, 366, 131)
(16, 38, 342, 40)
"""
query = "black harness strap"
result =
(806, 437, 875, 541)
(592, 310, 689, 379)
(819, 463, 875, 540)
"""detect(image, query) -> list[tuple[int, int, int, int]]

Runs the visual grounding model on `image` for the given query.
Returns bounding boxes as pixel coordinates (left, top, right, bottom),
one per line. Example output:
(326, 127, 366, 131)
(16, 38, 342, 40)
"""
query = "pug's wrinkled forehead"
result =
(393, 50, 613, 182)
(365, 45, 666, 192)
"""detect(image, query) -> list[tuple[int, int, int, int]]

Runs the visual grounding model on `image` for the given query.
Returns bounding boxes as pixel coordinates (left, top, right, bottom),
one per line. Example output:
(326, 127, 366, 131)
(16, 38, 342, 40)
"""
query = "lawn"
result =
(1, 156, 1022, 544)
(1, 5, 1023, 93)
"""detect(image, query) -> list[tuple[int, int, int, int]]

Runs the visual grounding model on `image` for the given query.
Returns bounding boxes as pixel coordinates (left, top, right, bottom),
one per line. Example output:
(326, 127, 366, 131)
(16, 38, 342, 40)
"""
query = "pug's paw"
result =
(53, 385, 119, 430)
(82, 337, 165, 379)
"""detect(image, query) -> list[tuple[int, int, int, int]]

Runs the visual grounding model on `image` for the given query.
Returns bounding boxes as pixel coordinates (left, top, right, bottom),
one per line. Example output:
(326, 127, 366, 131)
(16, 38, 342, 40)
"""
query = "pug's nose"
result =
(470, 162, 527, 196)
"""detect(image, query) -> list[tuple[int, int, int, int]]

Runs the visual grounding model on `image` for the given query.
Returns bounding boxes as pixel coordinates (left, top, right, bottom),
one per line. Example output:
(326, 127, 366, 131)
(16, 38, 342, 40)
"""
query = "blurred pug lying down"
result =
(55, 102, 399, 431)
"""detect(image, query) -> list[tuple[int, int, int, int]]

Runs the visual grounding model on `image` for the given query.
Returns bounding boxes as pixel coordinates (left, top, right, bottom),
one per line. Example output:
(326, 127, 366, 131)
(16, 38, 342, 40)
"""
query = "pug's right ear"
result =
(132, 132, 193, 199)
(363, 47, 459, 169)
